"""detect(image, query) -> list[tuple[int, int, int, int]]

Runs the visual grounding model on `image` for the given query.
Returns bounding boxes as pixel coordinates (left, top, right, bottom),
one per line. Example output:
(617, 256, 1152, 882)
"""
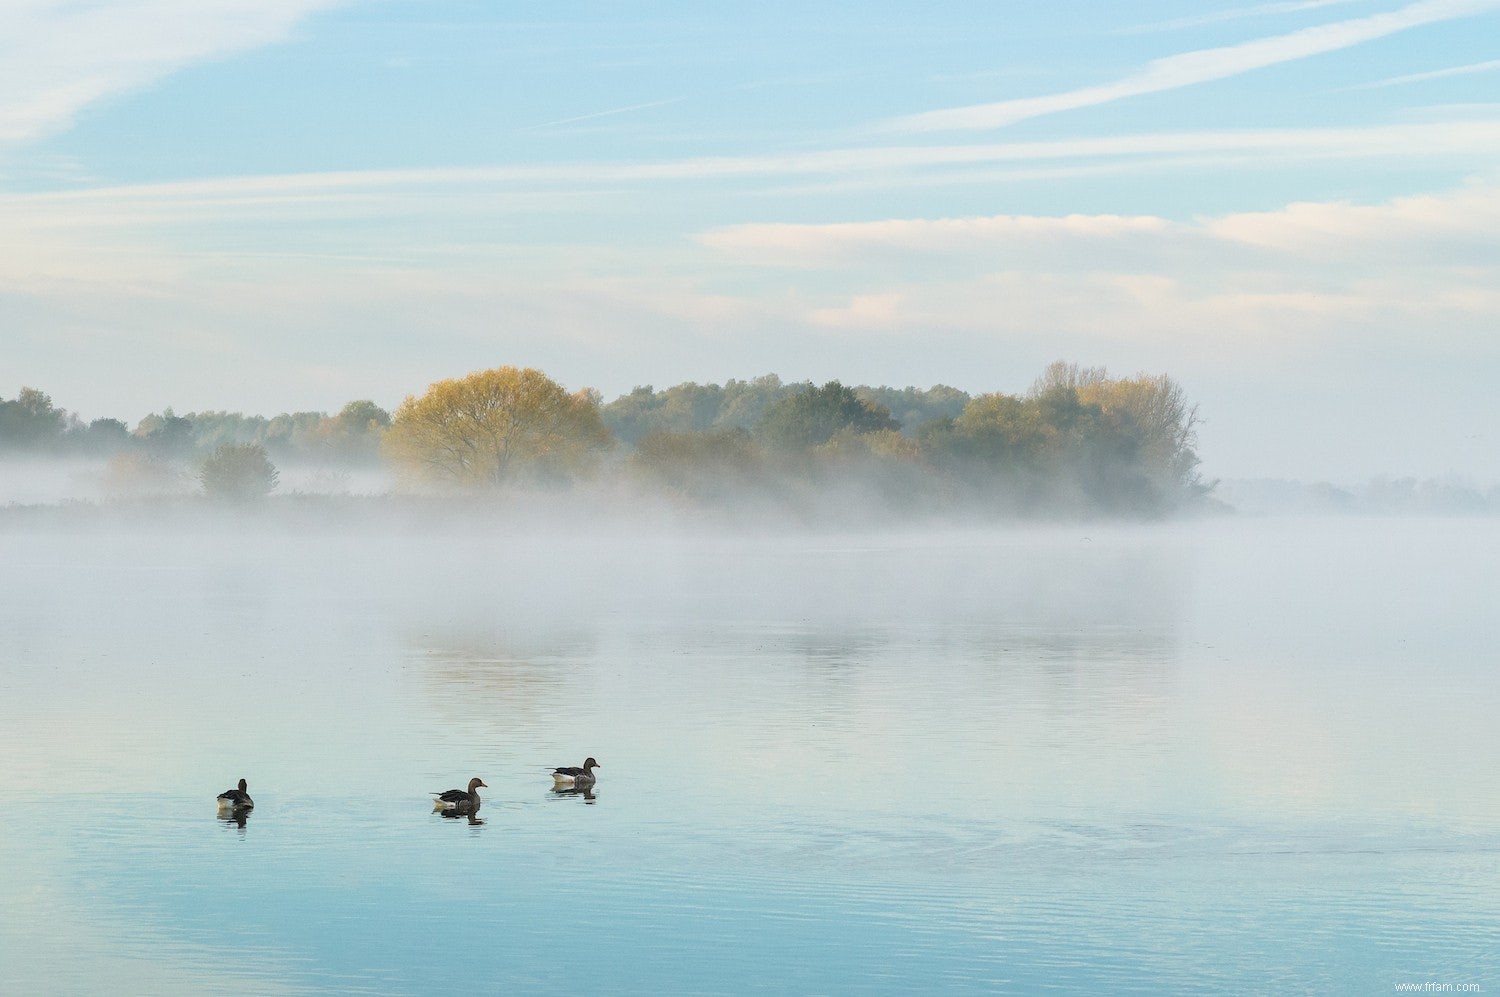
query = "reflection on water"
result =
(217, 809, 251, 831)
(436, 810, 485, 826)
(550, 786, 597, 803)
(1, 519, 1498, 993)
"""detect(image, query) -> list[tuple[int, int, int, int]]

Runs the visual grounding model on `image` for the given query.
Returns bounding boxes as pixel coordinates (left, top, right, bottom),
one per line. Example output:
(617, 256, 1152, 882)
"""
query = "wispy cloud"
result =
(1121, 0, 1365, 34)
(1206, 179, 1500, 259)
(1339, 58, 1500, 89)
(699, 181, 1500, 273)
(698, 213, 1175, 268)
(529, 97, 685, 130)
(879, 0, 1500, 134)
(687, 184, 1500, 387)
(4, 119, 1497, 223)
(0, 0, 347, 146)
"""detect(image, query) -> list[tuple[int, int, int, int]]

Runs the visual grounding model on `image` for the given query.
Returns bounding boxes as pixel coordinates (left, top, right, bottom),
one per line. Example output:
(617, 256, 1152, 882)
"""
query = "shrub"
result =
(200, 443, 279, 501)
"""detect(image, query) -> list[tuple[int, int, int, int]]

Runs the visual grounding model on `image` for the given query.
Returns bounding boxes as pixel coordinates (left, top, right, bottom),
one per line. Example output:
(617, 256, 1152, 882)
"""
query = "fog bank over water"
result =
(0, 457, 395, 507)
(3, 514, 1494, 827)
(1214, 476, 1500, 516)
(4, 454, 1499, 528)
(3, 496, 1497, 991)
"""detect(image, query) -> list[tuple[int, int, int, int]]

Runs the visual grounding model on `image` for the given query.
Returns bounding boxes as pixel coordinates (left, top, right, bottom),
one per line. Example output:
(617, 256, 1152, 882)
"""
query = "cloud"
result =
(693, 181, 1500, 356)
(810, 293, 907, 330)
(699, 213, 1173, 267)
(701, 180, 1500, 271)
(3, 120, 1498, 311)
(879, 0, 1500, 134)
(0, 0, 347, 146)
(1340, 58, 1500, 90)
(3, 118, 1497, 230)
(1122, 0, 1365, 34)
(1206, 180, 1500, 262)
(529, 97, 685, 130)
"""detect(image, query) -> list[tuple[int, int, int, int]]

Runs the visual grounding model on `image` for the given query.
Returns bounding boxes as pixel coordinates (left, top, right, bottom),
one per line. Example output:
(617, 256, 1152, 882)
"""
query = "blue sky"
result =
(2, 0, 1498, 481)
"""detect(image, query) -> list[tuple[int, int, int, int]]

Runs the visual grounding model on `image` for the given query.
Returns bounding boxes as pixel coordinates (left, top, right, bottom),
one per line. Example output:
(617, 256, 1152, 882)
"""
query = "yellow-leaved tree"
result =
(1032, 360, 1202, 497)
(383, 366, 613, 489)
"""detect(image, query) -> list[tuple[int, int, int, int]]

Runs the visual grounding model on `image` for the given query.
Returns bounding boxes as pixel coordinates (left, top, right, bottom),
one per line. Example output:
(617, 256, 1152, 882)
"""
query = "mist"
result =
(4, 381, 1499, 994)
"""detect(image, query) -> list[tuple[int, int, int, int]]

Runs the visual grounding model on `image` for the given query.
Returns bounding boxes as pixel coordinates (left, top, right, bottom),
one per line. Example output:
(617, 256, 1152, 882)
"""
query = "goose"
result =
(433, 777, 486, 813)
(551, 758, 599, 789)
(217, 778, 254, 810)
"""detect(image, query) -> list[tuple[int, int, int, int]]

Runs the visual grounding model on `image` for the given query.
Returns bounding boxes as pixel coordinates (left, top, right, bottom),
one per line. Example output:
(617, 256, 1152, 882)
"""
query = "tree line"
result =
(0, 389, 390, 463)
(2, 362, 1209, 515)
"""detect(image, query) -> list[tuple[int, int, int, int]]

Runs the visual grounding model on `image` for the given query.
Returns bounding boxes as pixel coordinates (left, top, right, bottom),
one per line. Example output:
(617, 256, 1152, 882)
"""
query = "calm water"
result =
(1, 515, 1496, 994)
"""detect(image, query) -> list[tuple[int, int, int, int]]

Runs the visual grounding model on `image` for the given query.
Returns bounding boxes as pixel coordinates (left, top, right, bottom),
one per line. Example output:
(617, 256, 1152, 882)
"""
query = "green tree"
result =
(334, 399, 390, 434)
(383, 366, 613, 489)
(200, 442, 279, 501)
(601, 376, 802, 445)
(856, 384, 971, 435)
(0, 387, 67, 449)
(601, 383, 728, 446)
(181, 410, 267, 454)
(926, 392, 1044, 469)
(134, 408, 195, 457)
(716, 374, 798, 431)
(79, 418, 133, 454)
(919, 386, 1091, 513)
(756, 381, 898, 451)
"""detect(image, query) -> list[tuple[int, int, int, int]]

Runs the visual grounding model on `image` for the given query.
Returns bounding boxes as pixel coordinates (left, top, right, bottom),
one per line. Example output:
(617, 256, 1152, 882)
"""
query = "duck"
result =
(433, 777, 486, 813)
(551, 758, 599, 789)
(217, 778, 254, 810)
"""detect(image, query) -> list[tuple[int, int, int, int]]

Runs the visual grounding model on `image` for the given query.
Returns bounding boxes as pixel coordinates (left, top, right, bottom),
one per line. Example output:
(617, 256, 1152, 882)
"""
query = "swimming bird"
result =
(217, 778, 254, 810)
(551, 758, 599, 789)
(433, 777, 486, 813)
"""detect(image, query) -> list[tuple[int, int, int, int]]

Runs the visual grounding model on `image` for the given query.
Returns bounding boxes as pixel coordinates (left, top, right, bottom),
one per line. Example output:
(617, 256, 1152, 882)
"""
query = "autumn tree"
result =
(1075, 372, 1201, 497)
(923, 392, 1043, 469)
(1032, 361, 1203, 503)
(383, 366, 613, 489)
(308, 400, 390, 464)
(103, 453, 191, 497)
(628, 428, 771, 503)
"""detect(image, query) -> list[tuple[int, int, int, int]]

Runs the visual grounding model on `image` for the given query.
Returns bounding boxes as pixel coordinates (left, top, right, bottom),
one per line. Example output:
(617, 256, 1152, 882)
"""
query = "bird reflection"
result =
(437, 809, 485, 826)
(550, 786, 596, 804)
(217, 809, 251, 831)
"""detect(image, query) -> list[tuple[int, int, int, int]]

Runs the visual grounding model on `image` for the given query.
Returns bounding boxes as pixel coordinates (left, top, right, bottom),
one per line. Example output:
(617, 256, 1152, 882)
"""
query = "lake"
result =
(1, 512, 1496, 994)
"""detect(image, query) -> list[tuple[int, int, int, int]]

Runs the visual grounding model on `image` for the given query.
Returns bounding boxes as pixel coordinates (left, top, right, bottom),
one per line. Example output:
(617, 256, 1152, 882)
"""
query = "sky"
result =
(1, 0, 1498, 483)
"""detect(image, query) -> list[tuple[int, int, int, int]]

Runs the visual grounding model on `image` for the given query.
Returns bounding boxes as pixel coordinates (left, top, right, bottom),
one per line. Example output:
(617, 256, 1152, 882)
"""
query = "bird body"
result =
(433, 777, 486, 813)
(217, 778, 253, 810)
(551, 758, 599, 788)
